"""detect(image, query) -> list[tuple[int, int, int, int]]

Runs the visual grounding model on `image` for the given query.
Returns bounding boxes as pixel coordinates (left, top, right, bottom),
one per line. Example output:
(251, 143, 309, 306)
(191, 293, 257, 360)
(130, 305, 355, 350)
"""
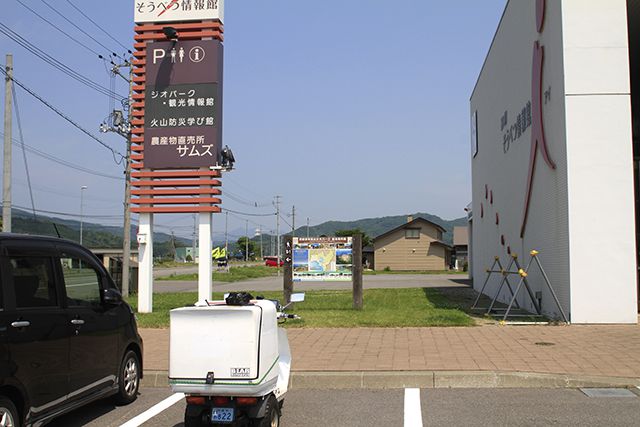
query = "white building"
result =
(470, 0, 639, 323)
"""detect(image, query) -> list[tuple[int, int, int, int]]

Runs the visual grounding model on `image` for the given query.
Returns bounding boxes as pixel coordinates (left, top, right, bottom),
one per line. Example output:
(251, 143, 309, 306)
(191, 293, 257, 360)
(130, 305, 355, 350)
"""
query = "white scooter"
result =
(169, 292, 304, 426)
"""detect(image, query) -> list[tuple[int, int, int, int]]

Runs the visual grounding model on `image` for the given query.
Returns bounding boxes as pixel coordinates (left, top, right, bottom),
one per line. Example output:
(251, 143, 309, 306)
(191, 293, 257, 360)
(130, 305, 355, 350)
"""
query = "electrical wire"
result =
(0, 22, 125, 101)
(0, 67, 126, 163)
(224, 175, 275, 205)
(223, 189, 272, 208)
(279, 214, 292, 230)
(37, 0, 125, 60)
(11, 86, 37, 220)
(221, 207, 276, 217)
(14, 182, 123, 209)
(64, 0, 131, 53)
(13, 0, 105, 57)
(0, 133, 124, 180)
(4, 204, 123, 219)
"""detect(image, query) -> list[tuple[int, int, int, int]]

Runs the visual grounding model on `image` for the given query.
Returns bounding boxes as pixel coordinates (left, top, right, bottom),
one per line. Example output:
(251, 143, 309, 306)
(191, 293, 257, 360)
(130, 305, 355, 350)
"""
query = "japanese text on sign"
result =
(134, 0, 224, 24)
(501, 101, 532, 154)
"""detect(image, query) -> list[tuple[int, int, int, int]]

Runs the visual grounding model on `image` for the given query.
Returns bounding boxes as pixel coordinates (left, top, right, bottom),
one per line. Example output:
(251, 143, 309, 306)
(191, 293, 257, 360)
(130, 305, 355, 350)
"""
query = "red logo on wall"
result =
(520, 0, 556, 238)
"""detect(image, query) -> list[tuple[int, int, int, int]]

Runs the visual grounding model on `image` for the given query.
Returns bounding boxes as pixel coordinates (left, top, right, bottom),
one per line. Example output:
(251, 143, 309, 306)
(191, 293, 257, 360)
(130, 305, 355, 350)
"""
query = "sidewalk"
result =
(140, 323, 640, 389)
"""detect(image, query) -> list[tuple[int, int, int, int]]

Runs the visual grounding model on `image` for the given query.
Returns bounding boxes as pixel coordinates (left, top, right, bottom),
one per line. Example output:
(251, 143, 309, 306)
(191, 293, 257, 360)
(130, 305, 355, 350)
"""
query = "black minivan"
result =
(0, 234, 143, 426)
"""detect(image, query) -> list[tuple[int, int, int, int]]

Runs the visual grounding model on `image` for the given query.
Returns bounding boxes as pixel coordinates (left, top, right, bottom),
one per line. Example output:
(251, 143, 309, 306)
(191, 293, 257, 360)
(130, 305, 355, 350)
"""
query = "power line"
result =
(64, 0, 131, 53)
(0, 66, 125, 163)
(223, 189, 272, 208)
(0, 131, 124, 180)
(221, 207, 276, 217)
(11, 86, 37, 220)
(37, 0, 125, 60)
(13, 0, 105, 58)
(224, 175, 276, 203)
(279, 214, 292, 230)
(0, 22, 125, 101)
(4, 204, 123, 219)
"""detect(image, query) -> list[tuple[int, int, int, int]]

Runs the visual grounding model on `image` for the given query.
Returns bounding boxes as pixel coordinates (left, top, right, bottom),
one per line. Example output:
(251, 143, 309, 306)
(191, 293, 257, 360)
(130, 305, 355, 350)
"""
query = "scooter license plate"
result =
(211, 407, 234, 423)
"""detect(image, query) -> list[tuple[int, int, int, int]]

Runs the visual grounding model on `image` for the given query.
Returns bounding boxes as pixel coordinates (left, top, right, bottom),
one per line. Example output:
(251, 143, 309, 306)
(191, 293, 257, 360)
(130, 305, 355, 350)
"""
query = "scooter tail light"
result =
(237, 397, 258, 406)
(213, 396, 231, 406)
(186, 396, 206, 405)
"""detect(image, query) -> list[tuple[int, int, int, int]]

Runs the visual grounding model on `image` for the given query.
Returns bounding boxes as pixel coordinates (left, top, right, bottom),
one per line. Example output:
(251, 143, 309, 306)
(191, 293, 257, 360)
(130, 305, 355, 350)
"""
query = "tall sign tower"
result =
(132, 1, 225, 312)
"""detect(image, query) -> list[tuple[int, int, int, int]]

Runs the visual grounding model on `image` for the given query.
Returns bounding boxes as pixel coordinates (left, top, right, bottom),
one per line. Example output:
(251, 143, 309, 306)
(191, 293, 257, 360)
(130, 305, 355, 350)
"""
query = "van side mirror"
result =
(103, 288, 123, 305)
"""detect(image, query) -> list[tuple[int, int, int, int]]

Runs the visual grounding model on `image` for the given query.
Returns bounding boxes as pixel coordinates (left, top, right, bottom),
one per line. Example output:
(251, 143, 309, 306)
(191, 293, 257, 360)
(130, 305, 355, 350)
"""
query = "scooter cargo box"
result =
(169, 300, 279, 396)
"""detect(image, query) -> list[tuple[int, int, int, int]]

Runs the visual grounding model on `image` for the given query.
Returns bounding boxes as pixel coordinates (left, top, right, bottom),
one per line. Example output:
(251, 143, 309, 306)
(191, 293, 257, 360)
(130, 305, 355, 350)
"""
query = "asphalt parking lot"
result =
(48, 386, 640, 426)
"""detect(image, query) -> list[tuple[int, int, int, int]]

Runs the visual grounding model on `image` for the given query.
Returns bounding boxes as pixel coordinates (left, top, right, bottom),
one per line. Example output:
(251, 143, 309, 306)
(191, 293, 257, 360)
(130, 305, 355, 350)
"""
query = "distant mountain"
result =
(281, 212, 467, 246)
(7, 209, 467, 255)
(7, 208, 189, 256)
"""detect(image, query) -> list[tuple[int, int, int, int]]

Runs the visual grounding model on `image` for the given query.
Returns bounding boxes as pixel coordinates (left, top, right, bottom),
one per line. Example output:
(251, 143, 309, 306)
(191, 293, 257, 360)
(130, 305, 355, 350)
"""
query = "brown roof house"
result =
(373, 217, 451, 271)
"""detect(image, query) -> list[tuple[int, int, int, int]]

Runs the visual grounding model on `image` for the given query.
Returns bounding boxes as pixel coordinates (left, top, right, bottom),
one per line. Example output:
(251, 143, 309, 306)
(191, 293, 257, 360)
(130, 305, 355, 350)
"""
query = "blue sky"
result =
(1, 0, 505, 241)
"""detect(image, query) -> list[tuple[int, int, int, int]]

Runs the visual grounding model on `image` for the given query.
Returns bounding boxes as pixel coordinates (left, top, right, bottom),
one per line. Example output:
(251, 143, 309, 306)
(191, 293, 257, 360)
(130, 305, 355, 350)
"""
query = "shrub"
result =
(384, 266, 391, 272)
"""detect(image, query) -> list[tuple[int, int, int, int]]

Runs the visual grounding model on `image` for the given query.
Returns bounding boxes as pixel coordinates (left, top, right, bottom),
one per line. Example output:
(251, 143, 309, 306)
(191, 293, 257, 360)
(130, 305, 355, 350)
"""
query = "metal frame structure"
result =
(473, 250, 569, 323)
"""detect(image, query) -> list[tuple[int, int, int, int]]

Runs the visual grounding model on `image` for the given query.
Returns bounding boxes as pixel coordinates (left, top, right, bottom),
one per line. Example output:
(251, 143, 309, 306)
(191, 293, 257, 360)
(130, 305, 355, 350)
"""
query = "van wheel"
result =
(253, 396, 280, 427)
(114, 350, 140, 405)
(0, 397, 19, 427)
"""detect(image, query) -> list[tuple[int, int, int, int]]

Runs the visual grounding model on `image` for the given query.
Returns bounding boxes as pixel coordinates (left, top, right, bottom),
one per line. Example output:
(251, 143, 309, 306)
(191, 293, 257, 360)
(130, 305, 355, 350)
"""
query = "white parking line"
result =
(404, 388, 423, 427)
(120, 393, 185, 427)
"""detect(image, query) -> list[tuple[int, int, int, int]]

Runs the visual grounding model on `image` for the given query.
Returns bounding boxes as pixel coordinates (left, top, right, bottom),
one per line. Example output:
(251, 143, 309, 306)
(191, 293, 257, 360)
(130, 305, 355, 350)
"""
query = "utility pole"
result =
(274, 196, 281, 276)
(170, 232, 177, 261)
(223, 211, 229, 271)
(291, 205, 295, 237)
(245, 219, 249, 262)
(224, 211, 228, 256)
(3, 55, 13, 233)
(100, 60, 133, 296)
(270, 230, 274, 256)
(121, 65, 134, 297)
(307, 217, 310, 238)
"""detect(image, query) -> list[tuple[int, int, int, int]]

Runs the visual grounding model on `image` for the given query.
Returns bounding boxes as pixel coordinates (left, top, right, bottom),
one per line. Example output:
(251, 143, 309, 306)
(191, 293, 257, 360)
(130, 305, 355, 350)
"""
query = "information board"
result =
(292, 237, 353, 282)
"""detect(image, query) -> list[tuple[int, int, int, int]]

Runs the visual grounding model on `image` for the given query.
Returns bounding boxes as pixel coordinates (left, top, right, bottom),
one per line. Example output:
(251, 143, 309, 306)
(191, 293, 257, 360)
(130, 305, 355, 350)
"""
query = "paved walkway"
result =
(141, 322, 640, 381)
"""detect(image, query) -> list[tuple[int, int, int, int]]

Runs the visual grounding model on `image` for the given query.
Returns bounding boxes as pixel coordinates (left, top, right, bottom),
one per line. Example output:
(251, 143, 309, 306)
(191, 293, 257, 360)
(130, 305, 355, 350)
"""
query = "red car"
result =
(264, 256, 284, 267)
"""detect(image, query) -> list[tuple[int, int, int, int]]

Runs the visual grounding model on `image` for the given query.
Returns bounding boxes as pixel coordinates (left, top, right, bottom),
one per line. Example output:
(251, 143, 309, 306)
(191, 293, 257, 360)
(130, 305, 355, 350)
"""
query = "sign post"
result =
(137, 213, 154, 313)
(352, 234, 363, 310)
(283, 236, 293, 304)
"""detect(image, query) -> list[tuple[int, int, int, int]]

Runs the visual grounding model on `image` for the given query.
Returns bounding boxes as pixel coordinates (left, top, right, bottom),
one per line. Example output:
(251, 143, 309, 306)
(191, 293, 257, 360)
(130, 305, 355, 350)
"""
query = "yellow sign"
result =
(212, 247, 227, 259)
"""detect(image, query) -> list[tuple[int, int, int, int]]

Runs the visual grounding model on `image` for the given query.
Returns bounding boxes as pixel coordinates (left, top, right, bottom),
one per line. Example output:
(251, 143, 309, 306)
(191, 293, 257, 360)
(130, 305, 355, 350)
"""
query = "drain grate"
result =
(580, 388, 637, 398)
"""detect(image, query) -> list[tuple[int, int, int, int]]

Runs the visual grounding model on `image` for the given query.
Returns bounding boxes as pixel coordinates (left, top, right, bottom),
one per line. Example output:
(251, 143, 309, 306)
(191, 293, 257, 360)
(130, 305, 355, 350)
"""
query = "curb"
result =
(142, 370, 640, 390)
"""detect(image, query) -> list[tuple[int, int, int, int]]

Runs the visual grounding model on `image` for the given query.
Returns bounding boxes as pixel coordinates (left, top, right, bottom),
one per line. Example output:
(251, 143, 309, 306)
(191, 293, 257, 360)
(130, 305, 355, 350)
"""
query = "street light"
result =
(80, 186, 87, 245)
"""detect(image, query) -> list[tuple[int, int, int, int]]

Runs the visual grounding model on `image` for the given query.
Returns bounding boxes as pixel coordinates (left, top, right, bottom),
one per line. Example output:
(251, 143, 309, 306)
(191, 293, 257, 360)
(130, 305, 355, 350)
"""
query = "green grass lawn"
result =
(156, 265, 278, 282)
(127, 288, 474, 329)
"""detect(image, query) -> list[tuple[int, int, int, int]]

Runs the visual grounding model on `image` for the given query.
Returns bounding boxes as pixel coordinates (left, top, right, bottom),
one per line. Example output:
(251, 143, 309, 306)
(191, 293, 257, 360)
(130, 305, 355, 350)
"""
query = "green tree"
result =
(335, 229, 372, 247)
(236, 236, 259, 261)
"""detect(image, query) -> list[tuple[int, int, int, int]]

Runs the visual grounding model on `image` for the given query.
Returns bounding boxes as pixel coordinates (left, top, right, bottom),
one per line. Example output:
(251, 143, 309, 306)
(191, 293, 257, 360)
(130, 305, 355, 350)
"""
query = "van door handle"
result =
(11, 321, 31, 328)
(70, 319, 85, 326)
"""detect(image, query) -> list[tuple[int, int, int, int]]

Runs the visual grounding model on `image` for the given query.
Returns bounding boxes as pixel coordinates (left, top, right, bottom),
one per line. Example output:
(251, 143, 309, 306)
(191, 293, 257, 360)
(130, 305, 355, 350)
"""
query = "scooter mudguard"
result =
(274, 328, 291, 400)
